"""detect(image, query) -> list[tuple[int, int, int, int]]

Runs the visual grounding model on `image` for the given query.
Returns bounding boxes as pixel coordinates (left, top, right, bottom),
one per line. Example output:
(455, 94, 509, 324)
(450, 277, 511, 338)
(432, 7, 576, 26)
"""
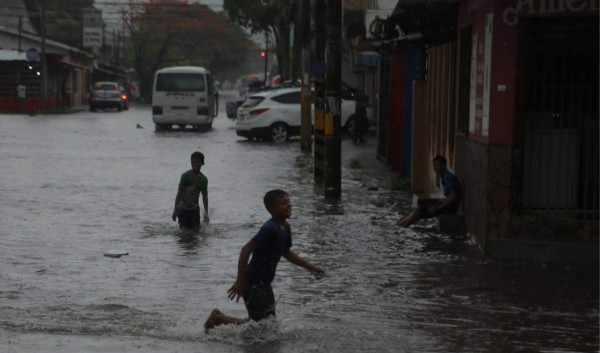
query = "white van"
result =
(152, 66, 218, 131)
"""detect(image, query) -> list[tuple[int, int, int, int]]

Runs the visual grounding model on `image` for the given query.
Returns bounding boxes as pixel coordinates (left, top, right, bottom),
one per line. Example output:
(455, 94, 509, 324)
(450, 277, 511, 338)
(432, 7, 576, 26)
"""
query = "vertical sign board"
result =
(469, 12, 493, 139)
(482, 13, 493, 137)
(83, 8, 103, 49)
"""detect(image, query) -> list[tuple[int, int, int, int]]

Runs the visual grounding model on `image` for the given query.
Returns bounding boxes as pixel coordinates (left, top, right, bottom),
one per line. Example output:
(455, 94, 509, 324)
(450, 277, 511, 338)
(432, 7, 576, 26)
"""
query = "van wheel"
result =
(201, 122, 212, 132)
(345, 115, 355, 137)
(270, 123, 289, 143)
(155, 124, 168, 131)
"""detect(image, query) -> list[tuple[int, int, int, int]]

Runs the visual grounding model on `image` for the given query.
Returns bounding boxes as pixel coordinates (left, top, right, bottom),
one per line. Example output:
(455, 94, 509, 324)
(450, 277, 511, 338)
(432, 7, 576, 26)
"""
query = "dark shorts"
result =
(178, 209, 200, 230)
(417, 202, 458, 220)
(243, 285, 276, 322)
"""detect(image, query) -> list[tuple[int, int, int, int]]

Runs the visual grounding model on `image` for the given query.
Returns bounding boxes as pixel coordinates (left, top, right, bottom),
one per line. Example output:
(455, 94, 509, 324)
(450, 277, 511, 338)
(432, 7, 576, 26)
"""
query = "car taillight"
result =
(152, 106, 162, 115)
(249, 108, 269, 115)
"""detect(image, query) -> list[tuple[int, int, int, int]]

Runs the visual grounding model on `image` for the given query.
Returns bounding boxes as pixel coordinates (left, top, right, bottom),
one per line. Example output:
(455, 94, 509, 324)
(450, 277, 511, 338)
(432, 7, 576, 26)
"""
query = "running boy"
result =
(172, 151, 209, 231)
(204, 189, 325, 332)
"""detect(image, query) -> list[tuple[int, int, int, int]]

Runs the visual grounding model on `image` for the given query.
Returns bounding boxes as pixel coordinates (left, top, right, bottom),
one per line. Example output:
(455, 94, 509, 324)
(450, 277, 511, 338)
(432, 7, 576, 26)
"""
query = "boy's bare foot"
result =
(204, 308, 223, 333)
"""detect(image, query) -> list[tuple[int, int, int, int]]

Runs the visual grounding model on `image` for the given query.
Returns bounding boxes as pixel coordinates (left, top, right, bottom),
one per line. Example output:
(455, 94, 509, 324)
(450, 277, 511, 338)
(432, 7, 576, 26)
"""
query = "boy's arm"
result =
(283, 249, 325, 279)
(228, 240, 257, 302)
(202, 195, 209, 224)
(172, 189, 182, 221)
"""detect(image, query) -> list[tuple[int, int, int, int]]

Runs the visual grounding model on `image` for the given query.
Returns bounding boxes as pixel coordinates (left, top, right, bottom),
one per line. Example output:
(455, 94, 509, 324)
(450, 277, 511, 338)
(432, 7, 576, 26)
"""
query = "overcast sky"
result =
(100, 0, 398, 35)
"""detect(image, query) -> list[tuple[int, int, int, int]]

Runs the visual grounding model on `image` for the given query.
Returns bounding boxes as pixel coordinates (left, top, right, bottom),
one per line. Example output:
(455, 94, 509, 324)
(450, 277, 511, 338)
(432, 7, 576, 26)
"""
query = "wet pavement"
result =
(0, 93, 598, 352)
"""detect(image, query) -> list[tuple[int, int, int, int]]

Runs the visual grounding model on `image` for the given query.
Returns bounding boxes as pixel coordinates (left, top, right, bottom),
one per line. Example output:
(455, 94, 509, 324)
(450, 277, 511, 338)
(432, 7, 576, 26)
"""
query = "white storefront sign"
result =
(83, 8, 103, 48)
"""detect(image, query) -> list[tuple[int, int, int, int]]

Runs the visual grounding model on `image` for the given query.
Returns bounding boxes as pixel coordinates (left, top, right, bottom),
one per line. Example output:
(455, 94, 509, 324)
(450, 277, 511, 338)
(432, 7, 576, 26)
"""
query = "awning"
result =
(0, 50, 26, 61)
(356, 51, 380, 66)
(390, 1, 457, 43)
(56, 58, 88, 70)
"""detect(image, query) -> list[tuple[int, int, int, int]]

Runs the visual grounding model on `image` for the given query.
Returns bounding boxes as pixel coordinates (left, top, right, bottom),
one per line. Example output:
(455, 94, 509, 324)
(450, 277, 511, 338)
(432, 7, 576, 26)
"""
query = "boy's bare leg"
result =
(204, 308, 248, 332)
(398, 210, 418, 227)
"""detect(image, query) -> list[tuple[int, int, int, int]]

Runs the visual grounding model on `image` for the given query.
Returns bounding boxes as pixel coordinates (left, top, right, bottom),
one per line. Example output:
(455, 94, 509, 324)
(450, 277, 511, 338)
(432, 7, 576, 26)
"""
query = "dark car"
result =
(89, 81, 125, 112)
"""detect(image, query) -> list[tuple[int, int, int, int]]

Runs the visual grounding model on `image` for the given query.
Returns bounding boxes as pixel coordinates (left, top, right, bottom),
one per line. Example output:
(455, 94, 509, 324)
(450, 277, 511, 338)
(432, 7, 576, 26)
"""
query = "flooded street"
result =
(0, 95, 597, 353)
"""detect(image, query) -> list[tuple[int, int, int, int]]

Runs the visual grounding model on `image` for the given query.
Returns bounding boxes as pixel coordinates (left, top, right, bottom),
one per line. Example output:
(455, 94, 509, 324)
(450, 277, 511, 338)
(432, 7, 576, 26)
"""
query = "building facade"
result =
(0, 28, 93, 112)
(374, 0, 598, 263)
(455, 0, 598, 262)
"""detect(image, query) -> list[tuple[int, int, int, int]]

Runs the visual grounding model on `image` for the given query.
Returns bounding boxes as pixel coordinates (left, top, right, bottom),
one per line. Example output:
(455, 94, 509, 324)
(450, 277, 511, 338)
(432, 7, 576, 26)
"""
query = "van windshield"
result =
(156, 73, 205, 92)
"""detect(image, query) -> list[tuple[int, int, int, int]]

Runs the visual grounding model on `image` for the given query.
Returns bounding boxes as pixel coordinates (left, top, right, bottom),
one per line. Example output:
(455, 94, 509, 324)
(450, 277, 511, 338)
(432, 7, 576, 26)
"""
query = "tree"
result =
(25, 0, 94, 48)
(124, 0, 256, 99)
(44, 10, 82, 48)
(223, 0, 299, 80)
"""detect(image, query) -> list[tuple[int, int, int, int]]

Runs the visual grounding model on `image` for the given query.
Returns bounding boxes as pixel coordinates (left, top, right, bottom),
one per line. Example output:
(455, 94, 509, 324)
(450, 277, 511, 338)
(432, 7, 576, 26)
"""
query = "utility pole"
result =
(18, 16, 22, 51)
(300, 0, 312, 152)
(264, 33, 269, 84)
(40, 0, 47, 112)
(288, 23, 294, 82)
(313, 0, 326, 185)
(113, 29, 118, 64)
(122, 9, 126, 67)
(324, 0, 342, 198)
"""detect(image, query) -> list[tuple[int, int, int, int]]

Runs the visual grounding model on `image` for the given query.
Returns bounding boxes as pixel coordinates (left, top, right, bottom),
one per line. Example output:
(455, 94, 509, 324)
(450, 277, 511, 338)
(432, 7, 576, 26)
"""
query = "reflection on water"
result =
(176, 232, 202, 250)
(0, 106, 597, 353)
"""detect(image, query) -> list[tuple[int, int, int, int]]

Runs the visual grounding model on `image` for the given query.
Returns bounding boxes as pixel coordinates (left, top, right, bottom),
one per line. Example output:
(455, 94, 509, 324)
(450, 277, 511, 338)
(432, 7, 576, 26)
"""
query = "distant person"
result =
(353, 94, 369, 143)
(17, 84, 26, 112)
(398, 155, 461, 227)
(172, 152, 209, 231)
(61, 80, 68, 107)
(204, 189, 325, 332)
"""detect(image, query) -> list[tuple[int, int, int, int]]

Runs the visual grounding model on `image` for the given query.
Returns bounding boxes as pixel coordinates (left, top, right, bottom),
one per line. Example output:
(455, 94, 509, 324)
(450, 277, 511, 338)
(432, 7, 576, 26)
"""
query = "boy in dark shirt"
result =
(172, 152, 209, 231)
(398, 155, 461, 227)
(204, 189, 325, 332)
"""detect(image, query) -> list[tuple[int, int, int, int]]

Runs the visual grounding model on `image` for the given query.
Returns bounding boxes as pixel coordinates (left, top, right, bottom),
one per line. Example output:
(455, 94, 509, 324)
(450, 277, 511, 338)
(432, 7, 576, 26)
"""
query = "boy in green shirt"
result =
(172, 152, 209, 231)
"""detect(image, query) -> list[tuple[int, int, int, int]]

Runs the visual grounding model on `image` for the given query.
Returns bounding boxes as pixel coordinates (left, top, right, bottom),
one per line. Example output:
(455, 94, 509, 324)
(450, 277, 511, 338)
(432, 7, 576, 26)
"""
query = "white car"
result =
(89, 81, 125, 112)
(235, 87, 371, 142)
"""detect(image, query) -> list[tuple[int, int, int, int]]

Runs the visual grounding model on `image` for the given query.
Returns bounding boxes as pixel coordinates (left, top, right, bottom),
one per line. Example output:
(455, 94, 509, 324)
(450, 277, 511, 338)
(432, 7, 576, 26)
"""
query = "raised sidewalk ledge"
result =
(0, 106, 85, 115)
(411, 193, 466, 233)
(487, 238, 599, 265)
(411, 192, 443, 208)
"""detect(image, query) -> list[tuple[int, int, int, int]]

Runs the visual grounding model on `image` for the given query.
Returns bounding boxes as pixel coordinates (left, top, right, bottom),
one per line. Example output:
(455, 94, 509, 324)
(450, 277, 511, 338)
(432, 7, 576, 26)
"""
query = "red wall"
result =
(458, 0, 599, 145)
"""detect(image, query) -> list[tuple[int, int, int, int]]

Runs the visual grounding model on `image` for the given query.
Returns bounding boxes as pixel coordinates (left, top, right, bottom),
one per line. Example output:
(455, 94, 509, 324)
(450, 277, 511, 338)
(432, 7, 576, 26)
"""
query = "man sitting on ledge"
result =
(398, 155, 461, 227)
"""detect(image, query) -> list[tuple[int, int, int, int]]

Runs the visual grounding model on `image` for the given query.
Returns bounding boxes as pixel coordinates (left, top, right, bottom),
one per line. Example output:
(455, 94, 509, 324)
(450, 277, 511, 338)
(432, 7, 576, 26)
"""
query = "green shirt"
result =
(177, 170, 208, 210)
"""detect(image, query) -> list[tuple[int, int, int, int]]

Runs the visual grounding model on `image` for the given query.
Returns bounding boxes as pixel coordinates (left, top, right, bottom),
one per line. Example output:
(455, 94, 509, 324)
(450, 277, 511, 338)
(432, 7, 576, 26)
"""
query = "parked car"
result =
(89, 81, 125, 112)
(235, 87, 372, 142)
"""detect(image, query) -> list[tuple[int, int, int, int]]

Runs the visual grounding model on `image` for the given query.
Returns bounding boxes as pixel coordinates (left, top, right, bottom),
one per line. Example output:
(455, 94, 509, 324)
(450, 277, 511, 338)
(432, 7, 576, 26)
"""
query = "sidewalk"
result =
(340, 129, 408, 192)
(35, 105, 86, 115)
(0, 105, 86, 115)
